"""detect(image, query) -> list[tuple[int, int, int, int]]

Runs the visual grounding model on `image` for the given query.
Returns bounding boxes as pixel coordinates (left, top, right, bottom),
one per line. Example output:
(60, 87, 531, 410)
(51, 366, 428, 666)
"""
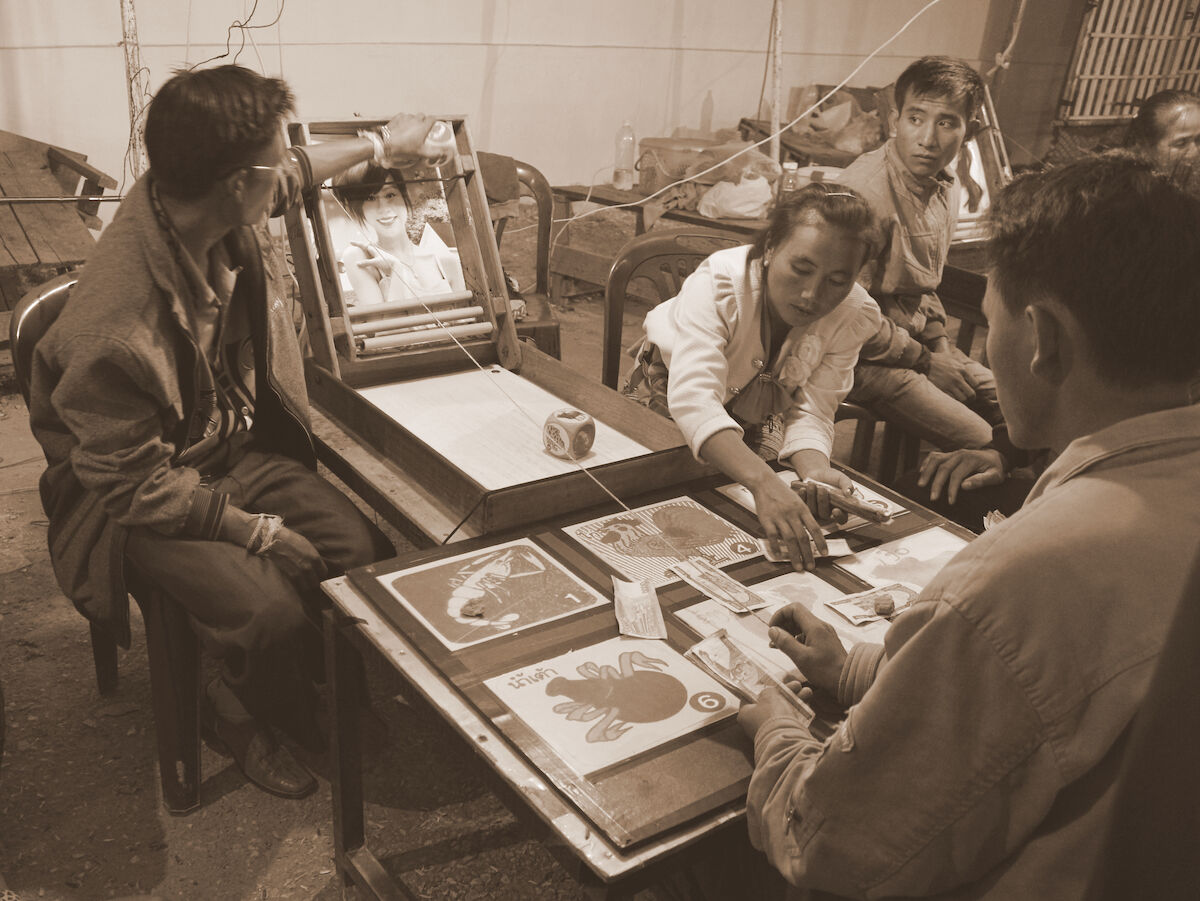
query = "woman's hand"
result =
(751, 474, 827, 572)
(349, 241, 396, 278)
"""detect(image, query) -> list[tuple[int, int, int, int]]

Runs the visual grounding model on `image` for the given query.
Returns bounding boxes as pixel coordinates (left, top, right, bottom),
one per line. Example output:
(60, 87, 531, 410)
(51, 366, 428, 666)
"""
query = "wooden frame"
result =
(286, 118, 712, 540)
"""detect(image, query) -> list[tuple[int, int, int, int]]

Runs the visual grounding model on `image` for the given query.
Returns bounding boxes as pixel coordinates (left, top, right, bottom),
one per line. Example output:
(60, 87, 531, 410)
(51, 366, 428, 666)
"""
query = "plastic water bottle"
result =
(614, 122, 636, 191)
(776, 160, 804, 206)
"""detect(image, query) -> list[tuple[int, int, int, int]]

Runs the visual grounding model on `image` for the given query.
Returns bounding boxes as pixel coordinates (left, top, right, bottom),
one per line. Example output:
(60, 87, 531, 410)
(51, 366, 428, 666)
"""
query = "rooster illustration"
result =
(593, 504, 740, 560)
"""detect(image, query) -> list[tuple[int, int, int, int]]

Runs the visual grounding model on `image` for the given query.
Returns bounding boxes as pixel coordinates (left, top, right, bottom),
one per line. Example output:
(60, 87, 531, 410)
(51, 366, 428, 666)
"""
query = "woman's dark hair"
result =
(748, 182, 882, 267)
(145, 65, 294, 200)
(330, 161, 413, 224)
(1124, 89, 1200, 150)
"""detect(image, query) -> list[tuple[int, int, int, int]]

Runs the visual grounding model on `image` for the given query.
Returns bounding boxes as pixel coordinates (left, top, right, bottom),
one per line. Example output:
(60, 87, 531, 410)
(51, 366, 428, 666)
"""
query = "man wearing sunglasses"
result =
(28, 65, 446, 799)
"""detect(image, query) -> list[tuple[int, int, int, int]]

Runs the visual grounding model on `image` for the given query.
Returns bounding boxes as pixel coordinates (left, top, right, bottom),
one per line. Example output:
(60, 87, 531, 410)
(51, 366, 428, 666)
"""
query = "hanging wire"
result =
(547, 0, 949, 265)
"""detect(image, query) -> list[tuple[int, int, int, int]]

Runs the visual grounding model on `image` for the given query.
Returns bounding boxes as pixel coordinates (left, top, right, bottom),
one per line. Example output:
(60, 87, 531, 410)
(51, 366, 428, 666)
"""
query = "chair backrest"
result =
(9, 272, 78, 407)
(601, 230, 742, 389)
(514, 160, 552, 297)
(937, 264, 988, 357)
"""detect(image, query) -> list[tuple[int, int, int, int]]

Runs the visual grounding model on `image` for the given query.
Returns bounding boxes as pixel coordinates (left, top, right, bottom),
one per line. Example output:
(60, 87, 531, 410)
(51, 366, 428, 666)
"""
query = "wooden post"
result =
(120, 0, 150, 177)
(770, 0, 783, 162)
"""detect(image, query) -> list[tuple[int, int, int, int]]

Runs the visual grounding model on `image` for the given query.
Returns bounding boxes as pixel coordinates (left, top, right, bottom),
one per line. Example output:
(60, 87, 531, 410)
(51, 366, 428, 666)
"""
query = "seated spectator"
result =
(740, 153, 1200, 897)
(26, 65, 446, 799)
(840, 56, 1002, 451)
(1122, 88, 1200, 176)
(626, 183, 883, 570)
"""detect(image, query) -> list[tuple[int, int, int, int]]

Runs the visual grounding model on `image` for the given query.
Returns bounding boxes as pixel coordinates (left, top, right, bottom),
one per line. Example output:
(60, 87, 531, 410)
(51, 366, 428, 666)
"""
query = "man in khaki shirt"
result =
(741, 154, 1200, 898)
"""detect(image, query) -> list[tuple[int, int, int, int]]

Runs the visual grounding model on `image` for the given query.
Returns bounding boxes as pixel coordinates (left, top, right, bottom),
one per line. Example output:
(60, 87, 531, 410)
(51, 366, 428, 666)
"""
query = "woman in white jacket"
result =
(629, 183, 882, 569)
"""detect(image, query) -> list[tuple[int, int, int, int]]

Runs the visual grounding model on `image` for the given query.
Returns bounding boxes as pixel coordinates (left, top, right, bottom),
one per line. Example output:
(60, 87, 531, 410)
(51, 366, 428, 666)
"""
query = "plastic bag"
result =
(697, 174, 772, 219)
(684, 142, 782, 187)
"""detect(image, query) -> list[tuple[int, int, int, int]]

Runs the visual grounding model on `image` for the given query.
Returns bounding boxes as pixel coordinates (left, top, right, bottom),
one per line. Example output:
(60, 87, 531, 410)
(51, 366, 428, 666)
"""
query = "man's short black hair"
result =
(144, 65, 294, 200)
(987, 153, 1200, 387)
(894, 56, 984, 122)
(1124, 89, 1200, 150)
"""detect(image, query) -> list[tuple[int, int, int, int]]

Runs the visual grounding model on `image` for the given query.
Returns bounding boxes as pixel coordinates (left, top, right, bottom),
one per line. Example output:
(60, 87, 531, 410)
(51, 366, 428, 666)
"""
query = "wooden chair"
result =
(489, 158, 560, 357)
(602, 230, 881, 474)
(9, 273, 203, 815)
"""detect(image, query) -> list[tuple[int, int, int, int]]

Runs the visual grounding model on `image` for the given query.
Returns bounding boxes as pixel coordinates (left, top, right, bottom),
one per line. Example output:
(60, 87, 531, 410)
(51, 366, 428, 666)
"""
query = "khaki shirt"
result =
(746, 403, 1200, 898)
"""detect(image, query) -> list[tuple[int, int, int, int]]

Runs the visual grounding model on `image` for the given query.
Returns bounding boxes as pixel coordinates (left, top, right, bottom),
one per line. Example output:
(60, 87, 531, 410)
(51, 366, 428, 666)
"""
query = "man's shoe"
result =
(202, 702, 317, 800)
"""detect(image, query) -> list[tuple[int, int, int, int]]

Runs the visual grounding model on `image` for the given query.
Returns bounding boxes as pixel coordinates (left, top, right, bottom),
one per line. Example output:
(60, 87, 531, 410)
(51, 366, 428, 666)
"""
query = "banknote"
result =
(611, 576, 668, 640)
(686, 630, 814, 723)
(825, 583, 919, 625)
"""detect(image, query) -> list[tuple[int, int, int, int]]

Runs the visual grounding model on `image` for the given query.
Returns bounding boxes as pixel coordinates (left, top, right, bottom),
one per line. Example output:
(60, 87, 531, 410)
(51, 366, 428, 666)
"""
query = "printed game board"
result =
(485, 637, 737, 776)
(564, 497, 760, 587)
(376, 538, 609, 650)
(836, 526, 969, 593)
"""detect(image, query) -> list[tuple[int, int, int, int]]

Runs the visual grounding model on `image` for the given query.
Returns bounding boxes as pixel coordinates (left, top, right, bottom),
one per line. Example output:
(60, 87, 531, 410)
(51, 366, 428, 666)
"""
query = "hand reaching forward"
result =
(752, 475, 828, 572)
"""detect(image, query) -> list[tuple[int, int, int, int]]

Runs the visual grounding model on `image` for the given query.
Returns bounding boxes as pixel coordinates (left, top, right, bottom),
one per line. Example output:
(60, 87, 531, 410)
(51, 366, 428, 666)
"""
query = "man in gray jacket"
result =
(29, 65, 441, 799)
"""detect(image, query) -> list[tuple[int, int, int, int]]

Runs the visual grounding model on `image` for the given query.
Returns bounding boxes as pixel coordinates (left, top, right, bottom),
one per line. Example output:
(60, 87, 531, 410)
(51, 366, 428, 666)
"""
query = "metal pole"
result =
(770, 0, 783, 161)
(120, 0, 150, 177)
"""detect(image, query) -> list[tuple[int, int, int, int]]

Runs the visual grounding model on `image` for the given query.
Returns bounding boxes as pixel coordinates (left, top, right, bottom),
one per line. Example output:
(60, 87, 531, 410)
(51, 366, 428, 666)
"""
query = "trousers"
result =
(124, 443, 392, 741)
(847, 350, 1001, 450)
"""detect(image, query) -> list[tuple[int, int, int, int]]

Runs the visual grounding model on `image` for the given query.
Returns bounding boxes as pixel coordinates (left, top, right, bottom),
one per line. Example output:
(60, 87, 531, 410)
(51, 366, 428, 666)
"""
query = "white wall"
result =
(1, 0, 999, 220)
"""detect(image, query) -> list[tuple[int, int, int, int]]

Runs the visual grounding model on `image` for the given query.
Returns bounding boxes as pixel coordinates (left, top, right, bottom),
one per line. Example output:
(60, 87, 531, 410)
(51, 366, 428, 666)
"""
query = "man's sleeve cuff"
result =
(181, 486, 229, 541)
(837, 642, 885, 707)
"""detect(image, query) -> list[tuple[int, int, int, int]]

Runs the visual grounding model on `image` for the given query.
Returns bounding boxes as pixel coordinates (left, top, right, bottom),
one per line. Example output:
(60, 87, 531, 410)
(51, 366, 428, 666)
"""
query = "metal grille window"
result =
(1061, 0, 1200, 124)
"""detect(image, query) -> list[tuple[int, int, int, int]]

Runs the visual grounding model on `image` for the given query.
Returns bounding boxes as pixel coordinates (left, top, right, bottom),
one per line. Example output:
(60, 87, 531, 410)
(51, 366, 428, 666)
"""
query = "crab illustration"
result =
(546, 650, 688, 742)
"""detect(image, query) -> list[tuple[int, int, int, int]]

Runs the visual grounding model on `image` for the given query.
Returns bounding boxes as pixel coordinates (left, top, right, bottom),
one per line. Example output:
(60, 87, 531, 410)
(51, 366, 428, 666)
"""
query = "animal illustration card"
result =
(836, 527, 969, 593)
(564, 497, 760, 587)
(377, 538, 608, 651)
(485, 637, 737, 776)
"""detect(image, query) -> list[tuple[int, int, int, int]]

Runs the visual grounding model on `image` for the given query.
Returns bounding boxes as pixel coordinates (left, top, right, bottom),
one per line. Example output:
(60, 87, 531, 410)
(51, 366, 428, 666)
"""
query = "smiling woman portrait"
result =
(624, 183, 883, 570)
(331, 162, 457, 306)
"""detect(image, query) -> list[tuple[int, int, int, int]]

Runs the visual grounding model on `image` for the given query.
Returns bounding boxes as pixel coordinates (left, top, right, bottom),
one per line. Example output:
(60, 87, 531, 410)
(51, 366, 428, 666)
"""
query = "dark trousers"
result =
(124, 445, 393, 742)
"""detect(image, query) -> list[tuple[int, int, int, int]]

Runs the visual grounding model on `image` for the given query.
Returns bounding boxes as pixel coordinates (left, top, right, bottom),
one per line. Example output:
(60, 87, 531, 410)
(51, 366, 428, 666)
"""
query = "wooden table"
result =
(320, 466, 975, 899)
(0, 145, 109, 312)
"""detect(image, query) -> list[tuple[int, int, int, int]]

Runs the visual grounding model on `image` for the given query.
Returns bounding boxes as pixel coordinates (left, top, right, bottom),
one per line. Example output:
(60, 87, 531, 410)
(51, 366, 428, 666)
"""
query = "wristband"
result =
(246, 513, 284, 556)
(357, 129, 387, 168)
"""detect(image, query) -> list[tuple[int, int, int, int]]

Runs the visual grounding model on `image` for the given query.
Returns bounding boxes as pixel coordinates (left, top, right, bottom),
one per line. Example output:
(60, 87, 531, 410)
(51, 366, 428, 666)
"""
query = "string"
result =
(547, 0, 949, 258)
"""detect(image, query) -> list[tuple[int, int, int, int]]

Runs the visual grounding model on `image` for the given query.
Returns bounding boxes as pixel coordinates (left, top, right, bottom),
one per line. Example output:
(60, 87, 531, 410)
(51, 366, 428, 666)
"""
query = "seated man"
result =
(840, 56, 1001, 450)
(1122, 88, 1200, 176)
(28, 65, 445, 799)
(740, 154, 1200, 897)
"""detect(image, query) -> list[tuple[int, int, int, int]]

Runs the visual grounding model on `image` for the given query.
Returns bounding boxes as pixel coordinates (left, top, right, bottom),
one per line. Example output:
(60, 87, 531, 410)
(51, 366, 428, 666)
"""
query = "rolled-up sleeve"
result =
(645, 259, 744, 457)
(51, 334, 224, 539)
(746, 599, 1050, 898)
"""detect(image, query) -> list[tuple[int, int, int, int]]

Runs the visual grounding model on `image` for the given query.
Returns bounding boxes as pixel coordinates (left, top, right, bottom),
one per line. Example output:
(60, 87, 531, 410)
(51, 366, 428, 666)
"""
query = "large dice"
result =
(543, 408, 596, 460)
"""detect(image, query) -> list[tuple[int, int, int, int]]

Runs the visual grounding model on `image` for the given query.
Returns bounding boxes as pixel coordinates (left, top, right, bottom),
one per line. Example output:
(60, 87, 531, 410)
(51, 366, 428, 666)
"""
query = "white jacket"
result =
(644, 245, 880, 461)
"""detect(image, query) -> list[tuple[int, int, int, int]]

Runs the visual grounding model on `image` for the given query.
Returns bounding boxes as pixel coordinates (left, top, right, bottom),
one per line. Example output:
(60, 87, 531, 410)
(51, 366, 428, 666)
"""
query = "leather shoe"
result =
(202, 701, 317, 800)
